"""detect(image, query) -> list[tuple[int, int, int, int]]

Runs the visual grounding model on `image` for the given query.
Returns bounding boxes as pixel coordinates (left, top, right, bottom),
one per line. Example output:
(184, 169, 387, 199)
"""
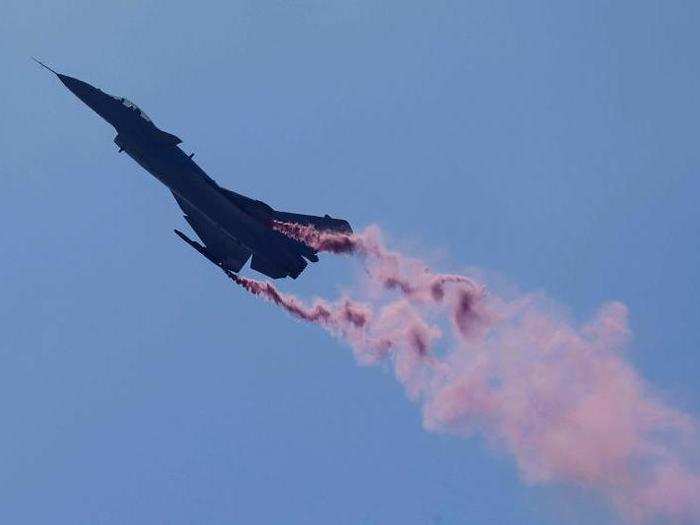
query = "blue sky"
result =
(1, 1, 699, 523)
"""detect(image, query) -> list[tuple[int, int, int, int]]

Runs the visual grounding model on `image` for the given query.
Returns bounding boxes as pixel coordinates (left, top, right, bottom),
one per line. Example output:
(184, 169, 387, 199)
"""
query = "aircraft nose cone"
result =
(56, 73, 103, 106)
(33, 60, 102, 105)
(57, 74, 87, 95)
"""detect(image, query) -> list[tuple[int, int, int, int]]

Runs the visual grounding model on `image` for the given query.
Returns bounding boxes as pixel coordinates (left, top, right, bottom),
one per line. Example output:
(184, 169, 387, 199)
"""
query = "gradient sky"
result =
(2, 1, 699, 524)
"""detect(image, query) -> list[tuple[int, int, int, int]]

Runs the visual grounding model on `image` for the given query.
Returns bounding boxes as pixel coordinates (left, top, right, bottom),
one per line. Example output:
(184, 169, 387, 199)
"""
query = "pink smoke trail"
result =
(236, 223, 700, 523)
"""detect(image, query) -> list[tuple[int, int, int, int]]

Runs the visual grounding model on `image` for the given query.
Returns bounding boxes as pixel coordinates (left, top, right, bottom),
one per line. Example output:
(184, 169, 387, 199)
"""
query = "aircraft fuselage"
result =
(43, 64, 309, 276)
(36, 60, 350, 279)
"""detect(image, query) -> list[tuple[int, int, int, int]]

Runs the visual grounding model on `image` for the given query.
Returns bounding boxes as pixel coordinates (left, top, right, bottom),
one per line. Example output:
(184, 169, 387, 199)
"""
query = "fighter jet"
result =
(35, 59, 351, 279)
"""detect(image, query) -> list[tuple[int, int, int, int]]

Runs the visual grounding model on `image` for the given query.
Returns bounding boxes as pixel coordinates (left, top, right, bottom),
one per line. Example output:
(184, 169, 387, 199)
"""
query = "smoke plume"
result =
(229, 222, 700, 523)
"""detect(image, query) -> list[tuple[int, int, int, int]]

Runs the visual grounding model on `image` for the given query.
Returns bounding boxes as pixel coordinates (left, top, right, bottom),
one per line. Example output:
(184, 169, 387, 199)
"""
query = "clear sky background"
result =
(1, 1, 699, 524)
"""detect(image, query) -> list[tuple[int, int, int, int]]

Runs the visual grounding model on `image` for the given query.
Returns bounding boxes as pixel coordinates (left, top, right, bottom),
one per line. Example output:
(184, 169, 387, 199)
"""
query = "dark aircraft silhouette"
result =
(35, 59, 351, 279)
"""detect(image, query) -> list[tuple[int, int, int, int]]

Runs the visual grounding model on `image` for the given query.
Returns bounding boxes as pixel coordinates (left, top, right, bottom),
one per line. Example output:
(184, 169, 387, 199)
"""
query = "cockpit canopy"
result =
(109, 94, 152, 122)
